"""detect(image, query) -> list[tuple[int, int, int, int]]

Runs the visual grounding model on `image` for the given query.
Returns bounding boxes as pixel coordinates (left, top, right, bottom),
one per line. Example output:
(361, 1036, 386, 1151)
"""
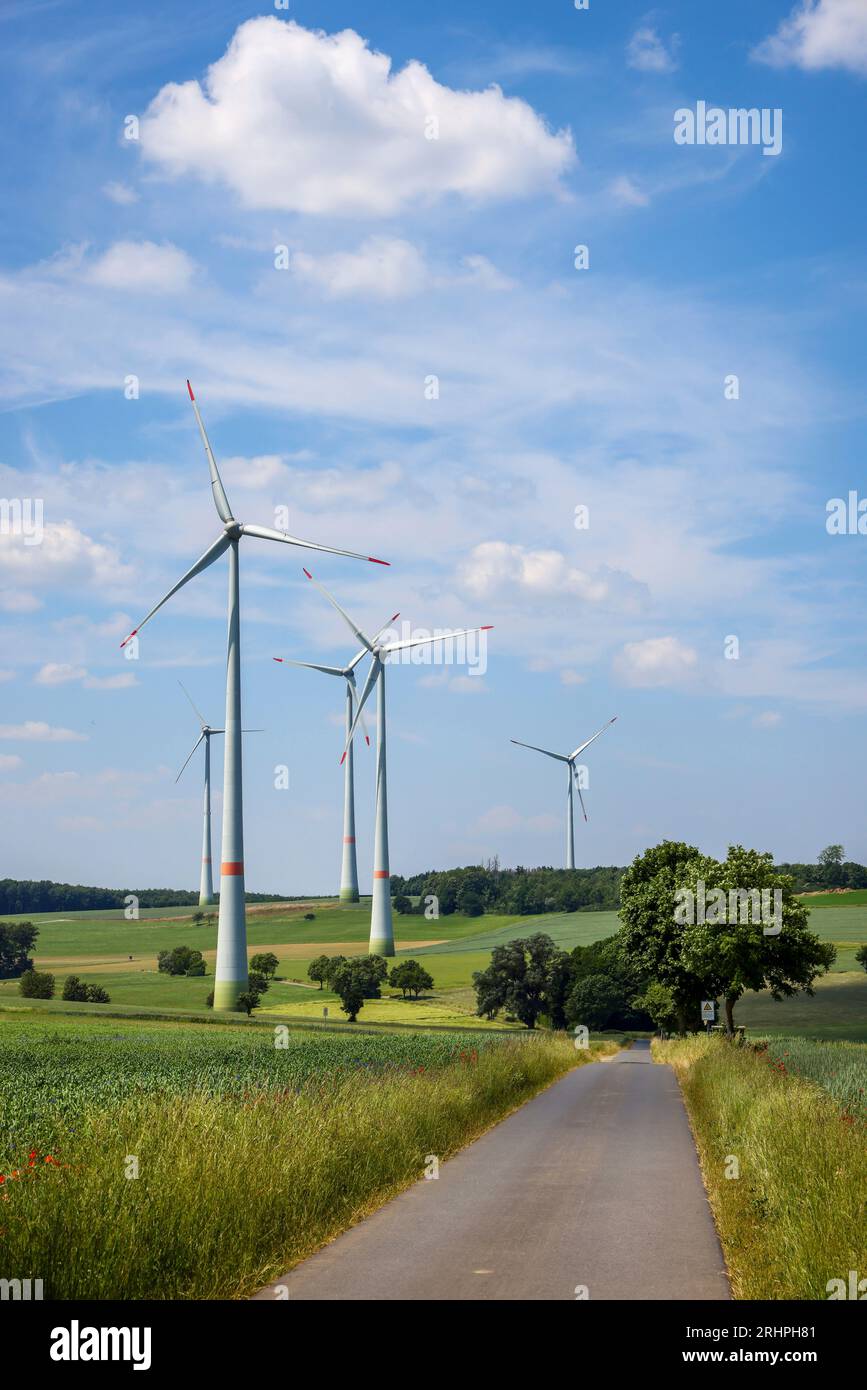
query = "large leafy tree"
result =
(0, 921, 38, 978)
(678, 845, 835, 1032)
(618, 841, 710, 1032)
(388, 960, 434, 998)
(472, 933, 569, 1030)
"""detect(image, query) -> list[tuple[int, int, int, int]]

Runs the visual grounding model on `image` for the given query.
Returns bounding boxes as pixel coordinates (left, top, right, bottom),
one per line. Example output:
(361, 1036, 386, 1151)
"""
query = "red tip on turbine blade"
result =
(119, 628, 137, 649)
(368, 557, 389, 565)
(302, 568, 312, 580)
(481, 625, 494, 631)
(186, 380, 195, 400)
(390, 612, 400, 623)
(339, 751, 347, 766)
(273, 657, 283, 662)
(365, 735, 370, 746)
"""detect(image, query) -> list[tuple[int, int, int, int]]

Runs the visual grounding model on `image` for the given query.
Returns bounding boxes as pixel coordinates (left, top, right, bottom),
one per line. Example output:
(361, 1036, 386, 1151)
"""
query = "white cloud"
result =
(626, 25, 680, 73)
(457, 541, 610, 606)
(753, 710, 782, 728)
(458, 255, 515, 292)
(0, 754, 22, 771)
(609, 174, 650, 208)
(83, 672, 138, 690)
(102, 181, 139, 206)
(753, 0, 867, 75)
(560, 670, 587, 686)
(85, 240, 196, 294)
(292, 237, 428, 300)
(614, 636, 699, 688)
(0, 590, 42, 612)
(0, 521, 133, 592)
(139, 17, 575, 216)
(0, 721, 87, 742)
(0, 670, 14, 684)
(35, 662, 87, 685)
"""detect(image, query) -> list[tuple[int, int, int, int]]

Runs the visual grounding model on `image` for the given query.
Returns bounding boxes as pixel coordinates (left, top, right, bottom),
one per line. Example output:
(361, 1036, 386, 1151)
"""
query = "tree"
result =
(157, 946, 206, 977)
(86, 984, 110, 1004)
(565, 975, 622, 1031)
(323, 955, 347, 987)
(392, 894, 412, 915)
(817, 845, 845, 886)
(192, 910, 205, 925)
(631, 980, 679, 1033)
(472, 934, 570, 1030)
(0, 921, 39, 979)
(388, 960, 434, 999)
(19, 969, 54, 999)
(307, 955, 331, 989)
(247, 971, 269, 1001)
(330, 960, 369, 1022)
(677, 845, 836, 1032)
(304, 912, 316, 921)
(236, 991, 259, 1016)
(62, 975, 88, 1002)
(618, 841, 712, 1033)
(456, 883, 484, 917)
(250, 952, 279, 979)
(856, 944, 867, 973)
(364, 955, 388, 996)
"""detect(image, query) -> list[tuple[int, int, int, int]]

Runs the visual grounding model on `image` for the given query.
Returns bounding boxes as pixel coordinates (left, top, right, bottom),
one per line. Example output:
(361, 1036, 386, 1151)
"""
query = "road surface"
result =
(253, 1040, 730, 1301)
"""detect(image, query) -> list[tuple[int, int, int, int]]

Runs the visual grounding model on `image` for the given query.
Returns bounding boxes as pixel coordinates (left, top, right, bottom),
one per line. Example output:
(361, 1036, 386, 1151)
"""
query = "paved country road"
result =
(253, 1040, 730, 1302)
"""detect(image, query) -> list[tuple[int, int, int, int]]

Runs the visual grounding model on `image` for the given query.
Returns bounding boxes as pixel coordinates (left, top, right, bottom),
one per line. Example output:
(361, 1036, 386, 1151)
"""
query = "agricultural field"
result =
(0, 1012, 603, 1299)
(750, 1035, 866, 1120)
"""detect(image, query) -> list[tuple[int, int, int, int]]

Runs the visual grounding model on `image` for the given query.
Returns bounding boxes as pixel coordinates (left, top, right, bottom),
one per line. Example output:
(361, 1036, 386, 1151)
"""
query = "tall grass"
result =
(655, 1035, 867, 1299)
(0, 1034, 602, 1299)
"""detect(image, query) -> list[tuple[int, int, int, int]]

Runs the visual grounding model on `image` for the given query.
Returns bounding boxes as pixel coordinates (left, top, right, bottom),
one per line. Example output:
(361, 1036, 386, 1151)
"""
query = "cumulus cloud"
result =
(0, 721, 87, 742)
(0, 754, 22, 771)
(35, 663, 87, 685)
(85, 240, 196, 294)
(753, 710, 782, 728)
(614, 636, 698, 688)
(609, 175, 650, 208)
(0, 590, 42, 613)
(626, 25, 680, 73)
(139, 17, 575, 216)
(102, 181, 139, 206)
(457, 541, 610, 605)
(292, 237, 428, 300)
(753, 0, 867, 75)
(0, 521, 133, 591)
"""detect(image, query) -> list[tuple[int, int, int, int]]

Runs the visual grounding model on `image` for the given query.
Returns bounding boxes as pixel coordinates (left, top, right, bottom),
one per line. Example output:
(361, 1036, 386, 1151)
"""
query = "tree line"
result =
(0, 879, 296, 914)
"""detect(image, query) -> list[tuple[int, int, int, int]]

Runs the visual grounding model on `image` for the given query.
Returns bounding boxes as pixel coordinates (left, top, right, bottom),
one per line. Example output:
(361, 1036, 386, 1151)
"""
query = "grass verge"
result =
(1, 1033, 612, 1299)
(654, 1035, 867, 1299)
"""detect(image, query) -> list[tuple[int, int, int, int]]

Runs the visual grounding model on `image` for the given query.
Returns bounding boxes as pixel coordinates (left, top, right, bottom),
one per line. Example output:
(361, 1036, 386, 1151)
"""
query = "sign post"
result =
(701, 999, 715, 1033)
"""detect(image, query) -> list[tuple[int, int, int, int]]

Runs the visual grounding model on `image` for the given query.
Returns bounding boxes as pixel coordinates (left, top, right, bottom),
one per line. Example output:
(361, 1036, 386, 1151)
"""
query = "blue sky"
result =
(1, 0, 866, 893)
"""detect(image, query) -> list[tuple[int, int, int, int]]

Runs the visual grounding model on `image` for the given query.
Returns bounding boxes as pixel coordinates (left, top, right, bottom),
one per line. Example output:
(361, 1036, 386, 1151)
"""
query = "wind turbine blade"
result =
(510, 738, 569, 764)
(273, 657, 346, 677)
(301, 568, 375, 652)
(187, 381, 233, 523)
(370, 611, 401, 646)
(242, 525, 389, 568)
(241, 728, 264, 733)
(341, 656, 380, 763)
(569, 716, 618, 762)
(175, 731, 205, 783)
(575, 778, 588, 822)
(379, 625, 493, 655)
(348, 671, 371, 747)
(177, 679, 207, 727)
(120, 532, 231, 648)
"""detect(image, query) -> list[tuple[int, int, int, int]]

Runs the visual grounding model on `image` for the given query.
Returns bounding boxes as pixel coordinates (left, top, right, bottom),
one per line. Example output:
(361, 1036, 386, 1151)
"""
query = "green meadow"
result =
(1, 893, 864, 1040)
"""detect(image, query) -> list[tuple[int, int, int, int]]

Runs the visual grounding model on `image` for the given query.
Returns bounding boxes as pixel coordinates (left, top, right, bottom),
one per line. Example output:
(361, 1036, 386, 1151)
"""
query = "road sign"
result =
(700, 1000, 715, 1023)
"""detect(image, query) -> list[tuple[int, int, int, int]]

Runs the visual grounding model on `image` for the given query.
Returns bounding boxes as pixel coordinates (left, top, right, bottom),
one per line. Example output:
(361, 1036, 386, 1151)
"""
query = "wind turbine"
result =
(174, 682, 223, 907)
(302, 568, 491, 956)
(120, 381, 388, 1010)
(511, 718, 617, 870)
(273, 608, 398, 901)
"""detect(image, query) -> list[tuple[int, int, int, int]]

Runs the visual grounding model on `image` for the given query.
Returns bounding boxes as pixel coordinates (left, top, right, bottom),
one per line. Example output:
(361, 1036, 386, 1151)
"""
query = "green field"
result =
(0, 1012, 601, 1298)
(2, 894, 864, 1039)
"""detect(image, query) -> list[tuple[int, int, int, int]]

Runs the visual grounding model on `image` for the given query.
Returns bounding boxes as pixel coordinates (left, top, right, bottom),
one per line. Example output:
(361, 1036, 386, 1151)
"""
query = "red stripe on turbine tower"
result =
(373, 870, 389, 879)
(221, 861, 244, 876)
